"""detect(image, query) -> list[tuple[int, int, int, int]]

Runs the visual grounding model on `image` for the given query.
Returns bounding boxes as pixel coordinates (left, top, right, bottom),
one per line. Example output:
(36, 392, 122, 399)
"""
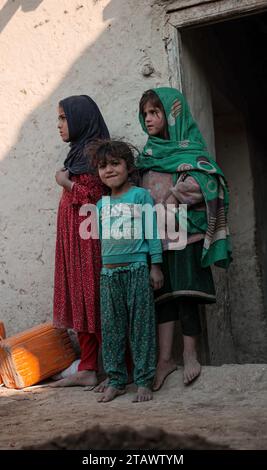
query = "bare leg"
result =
(97, 386, 125, 403)
(152, 321, 177, 391)
(183, 335, 201, 385)
(49, 370, 98, 388)
(133, 386, 153, 402)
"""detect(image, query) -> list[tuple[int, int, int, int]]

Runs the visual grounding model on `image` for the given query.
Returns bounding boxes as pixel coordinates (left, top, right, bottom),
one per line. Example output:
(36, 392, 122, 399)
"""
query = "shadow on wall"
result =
(0, 0, 161, 334)
(0, 0, 44, 33)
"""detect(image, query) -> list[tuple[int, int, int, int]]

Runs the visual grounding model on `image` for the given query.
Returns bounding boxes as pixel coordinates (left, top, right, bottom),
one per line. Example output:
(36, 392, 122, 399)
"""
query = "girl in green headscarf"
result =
(137, 87, 232, 388)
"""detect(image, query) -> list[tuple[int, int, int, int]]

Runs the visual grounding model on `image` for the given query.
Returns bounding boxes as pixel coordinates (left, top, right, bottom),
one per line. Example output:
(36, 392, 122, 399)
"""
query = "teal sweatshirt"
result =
(97, 186, 162, 265)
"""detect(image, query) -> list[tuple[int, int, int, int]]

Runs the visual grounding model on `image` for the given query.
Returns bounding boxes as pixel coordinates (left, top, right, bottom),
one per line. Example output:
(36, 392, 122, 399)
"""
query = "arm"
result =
(150, 263, 164, 291)
(55, 170, 105, 205)
(171, 174, 204, 206)
(142, 191, 164, 290)
(55, 169, 73, 191)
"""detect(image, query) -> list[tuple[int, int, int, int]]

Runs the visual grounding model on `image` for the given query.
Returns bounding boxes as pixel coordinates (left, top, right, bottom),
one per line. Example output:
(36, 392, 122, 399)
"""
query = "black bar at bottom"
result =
(0, 450, 266, 466)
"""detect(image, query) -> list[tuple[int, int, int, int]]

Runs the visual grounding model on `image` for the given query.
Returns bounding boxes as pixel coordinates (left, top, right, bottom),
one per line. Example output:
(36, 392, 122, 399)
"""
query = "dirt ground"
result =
(0, 364, 267, 450)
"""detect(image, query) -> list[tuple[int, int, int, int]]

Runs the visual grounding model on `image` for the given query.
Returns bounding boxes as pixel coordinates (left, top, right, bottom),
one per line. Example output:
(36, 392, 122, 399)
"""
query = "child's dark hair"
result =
(90, 139, 136, 169)
(89, 139, 140, 185)
(139, 89, 169, 139)
(139, 89, 163, 116)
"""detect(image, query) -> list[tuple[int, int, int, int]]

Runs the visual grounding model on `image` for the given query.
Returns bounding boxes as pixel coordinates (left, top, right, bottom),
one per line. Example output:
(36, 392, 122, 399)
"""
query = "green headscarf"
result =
(137, 87, 232, 269)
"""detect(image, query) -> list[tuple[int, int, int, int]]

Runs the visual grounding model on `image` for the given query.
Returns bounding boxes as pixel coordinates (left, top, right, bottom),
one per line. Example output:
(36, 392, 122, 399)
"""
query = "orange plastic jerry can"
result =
(0, 321, 6, 384)
(0, 322, 76, 389)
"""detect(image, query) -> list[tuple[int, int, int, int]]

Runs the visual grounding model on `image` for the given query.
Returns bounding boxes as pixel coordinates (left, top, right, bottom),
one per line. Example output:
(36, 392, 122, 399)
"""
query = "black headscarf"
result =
(60, 95, 110, 175)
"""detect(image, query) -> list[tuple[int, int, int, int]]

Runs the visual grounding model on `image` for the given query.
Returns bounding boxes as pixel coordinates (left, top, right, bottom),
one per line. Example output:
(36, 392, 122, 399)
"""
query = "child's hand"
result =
(150, 264, 164, 291)
(55, 169, 71, 189)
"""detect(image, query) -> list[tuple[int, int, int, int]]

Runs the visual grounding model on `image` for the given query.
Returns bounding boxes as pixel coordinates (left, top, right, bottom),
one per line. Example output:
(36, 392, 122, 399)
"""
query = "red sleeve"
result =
(71, 174, 106, 206)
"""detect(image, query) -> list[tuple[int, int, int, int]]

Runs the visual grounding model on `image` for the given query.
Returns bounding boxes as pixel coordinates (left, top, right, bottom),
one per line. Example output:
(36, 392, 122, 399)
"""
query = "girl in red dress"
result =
(52, 95, 109, 387)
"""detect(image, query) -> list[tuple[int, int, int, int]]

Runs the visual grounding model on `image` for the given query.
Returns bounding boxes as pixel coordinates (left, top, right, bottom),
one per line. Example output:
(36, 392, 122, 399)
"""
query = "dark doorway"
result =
(178, 12, 267, 363)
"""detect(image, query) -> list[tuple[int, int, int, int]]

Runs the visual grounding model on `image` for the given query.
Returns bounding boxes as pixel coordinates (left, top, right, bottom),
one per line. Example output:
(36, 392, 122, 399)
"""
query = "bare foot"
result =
(95, 374, 133, 393)
(152, 360, 177, 391)
(94, 377, 109, 393)
(183, 352, 201, 385)
(97, 386, 125, 402)
(133, 386, 153, 402)
(48, 370, 97, 388)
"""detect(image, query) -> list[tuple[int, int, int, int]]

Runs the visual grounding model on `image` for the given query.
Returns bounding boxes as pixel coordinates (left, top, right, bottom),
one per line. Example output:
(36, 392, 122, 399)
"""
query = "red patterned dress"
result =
(53, 173, 104, 334)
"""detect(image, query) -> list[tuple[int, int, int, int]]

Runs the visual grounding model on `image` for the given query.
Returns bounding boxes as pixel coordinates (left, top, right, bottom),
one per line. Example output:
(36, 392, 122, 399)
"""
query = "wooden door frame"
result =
(163, 0, 267, 364)
(165, 0, 267, 89)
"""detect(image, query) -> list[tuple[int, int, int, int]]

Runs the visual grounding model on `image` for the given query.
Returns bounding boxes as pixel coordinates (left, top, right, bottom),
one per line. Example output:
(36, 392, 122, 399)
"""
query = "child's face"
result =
(98, 156, 129, 193)
(143, 101, 166, 137)
(57, 105, 69, 142)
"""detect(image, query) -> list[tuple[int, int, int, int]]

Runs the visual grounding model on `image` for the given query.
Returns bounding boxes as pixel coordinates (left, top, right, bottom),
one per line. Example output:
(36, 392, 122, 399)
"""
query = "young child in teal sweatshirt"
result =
(95, 140, 163, 403)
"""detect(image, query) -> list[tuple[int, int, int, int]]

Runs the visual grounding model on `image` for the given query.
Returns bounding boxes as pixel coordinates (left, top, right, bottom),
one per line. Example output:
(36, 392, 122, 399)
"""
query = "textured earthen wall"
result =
(0, 0, 169, 335)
